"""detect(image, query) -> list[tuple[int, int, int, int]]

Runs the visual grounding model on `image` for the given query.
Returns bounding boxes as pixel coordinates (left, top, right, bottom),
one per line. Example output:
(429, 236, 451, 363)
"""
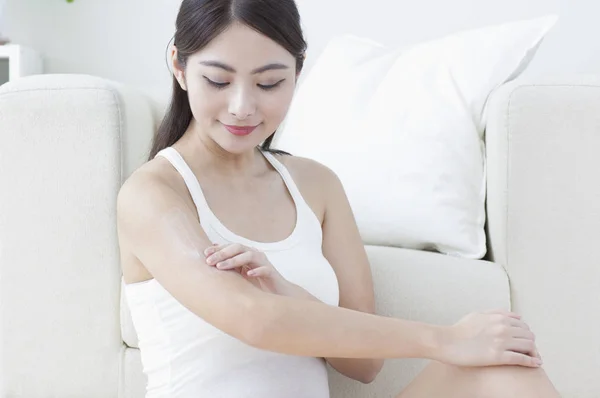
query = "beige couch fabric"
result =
(485, 76, 600, 396)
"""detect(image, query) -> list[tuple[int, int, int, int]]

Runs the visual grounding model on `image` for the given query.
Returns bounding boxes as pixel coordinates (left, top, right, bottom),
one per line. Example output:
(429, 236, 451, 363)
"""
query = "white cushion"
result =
(276, 15, 558, 258)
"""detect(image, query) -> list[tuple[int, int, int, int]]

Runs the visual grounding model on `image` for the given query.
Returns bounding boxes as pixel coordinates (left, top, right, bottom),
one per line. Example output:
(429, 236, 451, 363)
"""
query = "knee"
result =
(465, 365, 554, 398)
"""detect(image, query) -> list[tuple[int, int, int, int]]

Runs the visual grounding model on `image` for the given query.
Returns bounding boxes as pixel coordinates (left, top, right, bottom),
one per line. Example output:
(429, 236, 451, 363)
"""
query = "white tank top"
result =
(124, 147, 340, 398)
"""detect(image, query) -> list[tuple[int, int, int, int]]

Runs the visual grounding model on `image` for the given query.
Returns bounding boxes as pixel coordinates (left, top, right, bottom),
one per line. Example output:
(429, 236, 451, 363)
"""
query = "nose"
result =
(228, 85, 256, 120)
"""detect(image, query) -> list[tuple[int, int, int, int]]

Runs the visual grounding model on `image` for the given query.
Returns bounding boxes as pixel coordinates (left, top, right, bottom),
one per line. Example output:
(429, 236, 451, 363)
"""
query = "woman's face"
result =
(172, 22, 298, 154)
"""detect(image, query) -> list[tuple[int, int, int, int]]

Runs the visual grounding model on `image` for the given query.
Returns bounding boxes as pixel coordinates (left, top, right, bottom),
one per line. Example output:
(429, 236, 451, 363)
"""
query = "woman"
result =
(116, 0, 561, 396)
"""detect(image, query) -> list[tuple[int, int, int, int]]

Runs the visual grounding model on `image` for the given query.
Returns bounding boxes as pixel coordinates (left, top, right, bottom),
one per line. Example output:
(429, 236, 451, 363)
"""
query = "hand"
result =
(439, 309, 543, 368)
(204, 243, 291, 295)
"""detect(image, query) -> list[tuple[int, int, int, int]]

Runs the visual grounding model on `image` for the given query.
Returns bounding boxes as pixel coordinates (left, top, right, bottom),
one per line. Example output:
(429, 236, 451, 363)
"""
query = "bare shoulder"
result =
(118, 159, 174, 217)
(273, 154, 343, 222)
(117, 157, 202, 282)
(275, 153, 341, 189)
(116, 158, 196, 247)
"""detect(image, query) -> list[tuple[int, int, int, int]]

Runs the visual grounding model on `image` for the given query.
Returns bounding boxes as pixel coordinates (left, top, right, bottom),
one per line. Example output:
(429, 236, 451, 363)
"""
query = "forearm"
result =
(248, 284, 443, 361)
(284, 283, 383, 383)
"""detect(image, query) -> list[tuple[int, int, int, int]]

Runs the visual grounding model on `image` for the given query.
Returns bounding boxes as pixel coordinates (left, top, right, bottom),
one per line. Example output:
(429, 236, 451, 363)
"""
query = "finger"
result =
(484, 309, 522, 319)
(215, 251, 254, 270)
(510, 318, 531, 331)
(203, 243, 223, 257)
(206, 243, 247, 265)
(511, 327, 535, 340)
(524, 343, 540, 360)
(507, 338, 539, 361)
(501, 351, 543, 368)
(520, 346, 538, 360)
(506, 338, 536, 356)
(506, 312, 522, 320)
(247, 266, 271, 277)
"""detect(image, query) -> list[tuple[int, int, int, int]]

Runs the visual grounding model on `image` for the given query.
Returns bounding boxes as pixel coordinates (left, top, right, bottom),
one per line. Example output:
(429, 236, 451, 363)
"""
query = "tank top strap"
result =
(260, 151, 306, 208)
(154, 147, 212, 220)
(155, 147, 319, 251)
(260, 151, 322, 245)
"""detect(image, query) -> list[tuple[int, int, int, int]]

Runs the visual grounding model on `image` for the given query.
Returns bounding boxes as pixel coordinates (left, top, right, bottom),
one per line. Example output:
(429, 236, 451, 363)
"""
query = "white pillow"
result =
(276, 15, 558, 258)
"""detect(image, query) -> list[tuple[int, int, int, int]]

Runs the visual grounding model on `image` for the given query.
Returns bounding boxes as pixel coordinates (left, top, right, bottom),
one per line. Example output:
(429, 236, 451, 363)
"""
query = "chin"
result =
(215, 137, 261, 155)
(216, 129, 275, 155)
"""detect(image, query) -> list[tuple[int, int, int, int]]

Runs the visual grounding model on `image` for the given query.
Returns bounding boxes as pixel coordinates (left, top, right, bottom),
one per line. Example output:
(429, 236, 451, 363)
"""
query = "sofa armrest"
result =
(0, 74, 154, 397)
(485, 75, 600, 397)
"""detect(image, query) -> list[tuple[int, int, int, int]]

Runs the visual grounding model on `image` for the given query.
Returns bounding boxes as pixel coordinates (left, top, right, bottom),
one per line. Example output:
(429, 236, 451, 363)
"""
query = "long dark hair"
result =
(148, 0, 307, 161)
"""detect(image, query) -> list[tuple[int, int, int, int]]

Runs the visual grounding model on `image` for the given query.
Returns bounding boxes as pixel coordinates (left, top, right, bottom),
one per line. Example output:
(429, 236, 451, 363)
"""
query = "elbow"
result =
(333, 358, 384, 385)
(359, 373, 377, 385)
(357, 372, 377, 385)
(360, 360, 384, 384)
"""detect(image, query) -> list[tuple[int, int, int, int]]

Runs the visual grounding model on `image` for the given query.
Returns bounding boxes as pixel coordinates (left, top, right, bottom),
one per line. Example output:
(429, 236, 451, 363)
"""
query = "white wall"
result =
(4, 0, 598, 109)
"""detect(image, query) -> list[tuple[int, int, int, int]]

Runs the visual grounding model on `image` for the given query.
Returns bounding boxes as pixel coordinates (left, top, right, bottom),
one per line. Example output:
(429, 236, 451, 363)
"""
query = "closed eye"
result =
(203, 77, 229, 89)
(258, 79, 286, 91)
(203, 77, 286, 91)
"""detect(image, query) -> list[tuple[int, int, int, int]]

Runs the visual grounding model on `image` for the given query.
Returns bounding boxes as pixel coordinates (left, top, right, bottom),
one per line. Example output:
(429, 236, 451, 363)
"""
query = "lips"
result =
(222, 123, 258, 136)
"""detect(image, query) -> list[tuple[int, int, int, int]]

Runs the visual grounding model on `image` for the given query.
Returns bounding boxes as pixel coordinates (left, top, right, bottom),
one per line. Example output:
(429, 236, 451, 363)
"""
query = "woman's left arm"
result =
(313, 164, 384, 384)
(285, 280, 383, 384)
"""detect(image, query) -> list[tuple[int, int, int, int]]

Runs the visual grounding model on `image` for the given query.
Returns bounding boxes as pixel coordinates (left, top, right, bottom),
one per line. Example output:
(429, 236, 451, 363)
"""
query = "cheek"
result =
(262, 86, 295, 123)
(187, 86, 223, 122)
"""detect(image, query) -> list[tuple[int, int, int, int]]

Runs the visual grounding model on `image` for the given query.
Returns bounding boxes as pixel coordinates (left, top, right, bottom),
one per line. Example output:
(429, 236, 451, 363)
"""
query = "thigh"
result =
(394, 361, 480, 398)
(394, 361, 560, 398)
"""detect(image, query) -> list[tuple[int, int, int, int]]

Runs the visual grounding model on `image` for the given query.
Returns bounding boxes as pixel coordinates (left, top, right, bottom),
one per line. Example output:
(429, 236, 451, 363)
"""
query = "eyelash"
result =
(203, 77, 284, 91)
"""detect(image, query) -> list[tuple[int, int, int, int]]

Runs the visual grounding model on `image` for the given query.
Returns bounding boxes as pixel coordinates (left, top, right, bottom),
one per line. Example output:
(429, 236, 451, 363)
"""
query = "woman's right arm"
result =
(117, 172, 540, 368)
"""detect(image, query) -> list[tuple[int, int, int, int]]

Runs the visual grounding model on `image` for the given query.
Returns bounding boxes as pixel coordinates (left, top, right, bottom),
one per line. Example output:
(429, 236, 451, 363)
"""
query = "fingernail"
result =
(216, 262, 225, 269)
(205, 255, 214, 264)
(535, 358, 543, 365)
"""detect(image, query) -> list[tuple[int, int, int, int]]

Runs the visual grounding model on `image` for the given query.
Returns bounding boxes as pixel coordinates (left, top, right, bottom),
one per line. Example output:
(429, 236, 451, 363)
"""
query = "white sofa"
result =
(1, 74, 599, 398)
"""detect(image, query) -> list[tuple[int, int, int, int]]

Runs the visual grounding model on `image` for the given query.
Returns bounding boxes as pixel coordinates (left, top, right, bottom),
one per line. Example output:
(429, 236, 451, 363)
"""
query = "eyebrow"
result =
(199, 60, 289, 74)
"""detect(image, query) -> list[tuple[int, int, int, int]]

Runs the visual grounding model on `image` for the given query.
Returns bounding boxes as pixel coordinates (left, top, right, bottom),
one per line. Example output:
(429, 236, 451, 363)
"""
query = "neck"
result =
(176, 121, 264, 180)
